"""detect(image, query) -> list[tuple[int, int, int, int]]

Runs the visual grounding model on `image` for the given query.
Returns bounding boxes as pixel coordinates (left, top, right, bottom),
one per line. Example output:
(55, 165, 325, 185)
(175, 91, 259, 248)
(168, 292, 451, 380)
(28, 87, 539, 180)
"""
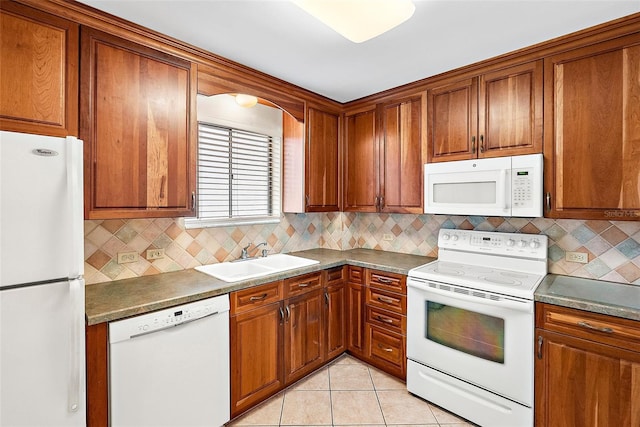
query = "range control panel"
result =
(438, 229, 548, 260)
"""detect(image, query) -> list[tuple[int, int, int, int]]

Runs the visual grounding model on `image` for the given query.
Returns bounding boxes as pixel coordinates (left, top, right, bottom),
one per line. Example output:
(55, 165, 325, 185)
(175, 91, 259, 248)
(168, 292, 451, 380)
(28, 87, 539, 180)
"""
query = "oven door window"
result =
(426, 301, 504, 364)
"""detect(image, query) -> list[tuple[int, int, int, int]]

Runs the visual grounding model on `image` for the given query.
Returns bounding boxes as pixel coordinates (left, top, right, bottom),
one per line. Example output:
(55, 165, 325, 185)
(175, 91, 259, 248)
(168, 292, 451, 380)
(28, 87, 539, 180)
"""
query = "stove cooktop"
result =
(409, 260, 544, 299)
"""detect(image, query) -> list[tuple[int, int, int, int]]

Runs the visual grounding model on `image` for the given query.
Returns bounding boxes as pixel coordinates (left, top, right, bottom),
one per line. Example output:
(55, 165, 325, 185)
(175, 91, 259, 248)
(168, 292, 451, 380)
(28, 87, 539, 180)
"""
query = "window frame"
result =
(184, 121, 282, 229)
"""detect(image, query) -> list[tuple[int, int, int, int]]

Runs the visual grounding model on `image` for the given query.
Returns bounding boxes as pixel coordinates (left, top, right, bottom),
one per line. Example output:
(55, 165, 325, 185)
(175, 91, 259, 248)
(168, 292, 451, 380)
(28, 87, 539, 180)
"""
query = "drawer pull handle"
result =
(376, 315, 394, 324)
(298, 283, 309, 288)
(377, 277, 393, 284)
(377, 296, 395, 304)
(249, 293, 268, 301)
(577, 321, 613, 334)
(378, 343, 393, 352)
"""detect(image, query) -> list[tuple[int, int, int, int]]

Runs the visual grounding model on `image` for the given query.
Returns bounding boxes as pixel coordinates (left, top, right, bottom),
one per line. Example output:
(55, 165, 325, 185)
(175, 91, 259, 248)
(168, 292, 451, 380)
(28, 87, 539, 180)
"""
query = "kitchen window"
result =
(185, 122, 281, 228)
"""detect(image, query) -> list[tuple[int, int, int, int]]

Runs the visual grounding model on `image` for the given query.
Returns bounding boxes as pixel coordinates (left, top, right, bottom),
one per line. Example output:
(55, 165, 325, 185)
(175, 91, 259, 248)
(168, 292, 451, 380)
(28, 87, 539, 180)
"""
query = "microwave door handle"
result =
(498, 169, 508, 210)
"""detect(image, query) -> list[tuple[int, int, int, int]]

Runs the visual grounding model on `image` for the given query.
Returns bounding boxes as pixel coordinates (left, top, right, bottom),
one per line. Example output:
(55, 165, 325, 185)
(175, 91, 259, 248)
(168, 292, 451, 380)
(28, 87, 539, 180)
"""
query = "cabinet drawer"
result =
(325, 266, 346, 287)
(366, 306, 405, 335)
(367, 269, 406, 294)
(366, 287, 406, 314)
(536, 303, 640, 353)
(231, 281, 283, 314)
(348, 266, 364, 284)
(368, 325, 405, 368)
(284, 271, 322, 298)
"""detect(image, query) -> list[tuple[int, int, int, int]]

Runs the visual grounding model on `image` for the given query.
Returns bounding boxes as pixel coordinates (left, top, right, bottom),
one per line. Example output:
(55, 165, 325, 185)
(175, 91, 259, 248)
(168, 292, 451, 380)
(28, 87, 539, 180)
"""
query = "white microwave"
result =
(424, 153, 543, 217)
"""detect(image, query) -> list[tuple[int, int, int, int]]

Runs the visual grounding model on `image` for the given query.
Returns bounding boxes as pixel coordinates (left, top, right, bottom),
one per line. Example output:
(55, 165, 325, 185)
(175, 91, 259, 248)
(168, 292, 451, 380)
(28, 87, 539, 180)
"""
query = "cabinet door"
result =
(427, 77, 478, 162)
(347, 281, 366, 357)
(284, 289, 325, 384)
(306, 107, 340, 211)
(380, 97, 423, 213)
(344, 109, 378, 212)
(230, 302, 284, 418)
(325, 283, 346, 360)
(535, 329, 640, 427)
(479, 60, 543, 158)
(81, 27, 196, 219)
(544, 33, 640, 220)
(0, 2, 78, 137)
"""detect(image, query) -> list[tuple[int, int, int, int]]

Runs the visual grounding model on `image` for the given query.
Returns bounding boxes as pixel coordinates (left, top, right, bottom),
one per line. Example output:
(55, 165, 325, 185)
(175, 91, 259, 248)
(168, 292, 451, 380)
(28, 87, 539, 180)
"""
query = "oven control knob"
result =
(441, 234, 450, 241)
(529, 240, 540, 249)
(518, 240, 527, 248)
(506, 239, 515, 247)
(451, 235, 459, 241)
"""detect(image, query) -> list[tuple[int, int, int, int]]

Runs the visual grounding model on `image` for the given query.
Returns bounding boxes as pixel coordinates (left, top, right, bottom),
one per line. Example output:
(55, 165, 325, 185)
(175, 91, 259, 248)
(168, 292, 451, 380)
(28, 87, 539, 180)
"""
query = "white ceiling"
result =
(79, 0, 640, 103)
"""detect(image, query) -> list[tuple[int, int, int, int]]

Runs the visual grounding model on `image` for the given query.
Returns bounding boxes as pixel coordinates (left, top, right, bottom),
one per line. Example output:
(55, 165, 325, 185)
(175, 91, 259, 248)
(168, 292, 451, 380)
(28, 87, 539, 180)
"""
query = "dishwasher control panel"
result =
(109, 294, 230, 344)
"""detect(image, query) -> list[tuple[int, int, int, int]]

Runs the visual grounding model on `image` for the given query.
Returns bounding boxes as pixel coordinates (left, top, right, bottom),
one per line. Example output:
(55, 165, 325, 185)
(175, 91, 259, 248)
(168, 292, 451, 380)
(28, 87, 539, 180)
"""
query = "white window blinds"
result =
(194, 122, 281, 226)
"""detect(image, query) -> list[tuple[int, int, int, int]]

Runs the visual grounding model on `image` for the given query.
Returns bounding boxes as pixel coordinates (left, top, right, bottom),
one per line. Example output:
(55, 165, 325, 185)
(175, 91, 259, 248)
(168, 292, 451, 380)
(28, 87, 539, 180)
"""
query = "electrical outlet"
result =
(146, 248, 165, 260)
(565, 251, 588, 264)
(383, 233, 393, 241)
(117, 251, 139, 264)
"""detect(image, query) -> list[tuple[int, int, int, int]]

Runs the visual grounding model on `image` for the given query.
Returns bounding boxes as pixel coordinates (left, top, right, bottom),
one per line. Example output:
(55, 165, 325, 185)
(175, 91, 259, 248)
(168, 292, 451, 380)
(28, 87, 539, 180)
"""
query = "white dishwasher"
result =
(109, 294, 230, 427)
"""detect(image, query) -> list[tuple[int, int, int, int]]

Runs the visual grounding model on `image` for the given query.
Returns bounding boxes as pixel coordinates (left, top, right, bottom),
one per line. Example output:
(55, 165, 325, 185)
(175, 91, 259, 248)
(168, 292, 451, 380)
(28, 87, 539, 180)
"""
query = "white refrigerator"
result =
(0, 130, 86, 426)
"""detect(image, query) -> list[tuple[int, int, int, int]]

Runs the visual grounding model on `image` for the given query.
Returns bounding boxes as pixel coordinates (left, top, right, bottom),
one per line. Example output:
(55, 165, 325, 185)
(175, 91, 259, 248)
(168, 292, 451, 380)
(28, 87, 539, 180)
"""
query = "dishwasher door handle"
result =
(129, 311, 221, 339)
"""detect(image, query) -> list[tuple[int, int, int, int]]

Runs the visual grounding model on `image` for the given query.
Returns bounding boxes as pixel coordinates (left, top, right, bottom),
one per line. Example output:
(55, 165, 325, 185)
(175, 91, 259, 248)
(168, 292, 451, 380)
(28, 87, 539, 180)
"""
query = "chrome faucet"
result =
(239, 242, 268, 260)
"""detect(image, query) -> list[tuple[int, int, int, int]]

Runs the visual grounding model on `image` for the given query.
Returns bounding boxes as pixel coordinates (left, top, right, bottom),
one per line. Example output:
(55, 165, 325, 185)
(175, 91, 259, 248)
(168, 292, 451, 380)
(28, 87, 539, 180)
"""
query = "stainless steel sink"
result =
(195, 254, 319, 282)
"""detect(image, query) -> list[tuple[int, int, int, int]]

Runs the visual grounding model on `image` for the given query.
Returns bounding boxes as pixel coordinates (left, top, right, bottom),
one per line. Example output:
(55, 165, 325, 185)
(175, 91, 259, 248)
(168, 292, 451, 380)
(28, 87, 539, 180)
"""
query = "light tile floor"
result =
(227, 354, 477, 427)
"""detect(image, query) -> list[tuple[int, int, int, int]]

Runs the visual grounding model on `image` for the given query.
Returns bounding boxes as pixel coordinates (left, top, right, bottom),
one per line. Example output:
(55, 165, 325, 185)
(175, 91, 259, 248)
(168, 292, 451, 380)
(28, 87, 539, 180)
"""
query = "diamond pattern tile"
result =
(83, 212, 640, 286)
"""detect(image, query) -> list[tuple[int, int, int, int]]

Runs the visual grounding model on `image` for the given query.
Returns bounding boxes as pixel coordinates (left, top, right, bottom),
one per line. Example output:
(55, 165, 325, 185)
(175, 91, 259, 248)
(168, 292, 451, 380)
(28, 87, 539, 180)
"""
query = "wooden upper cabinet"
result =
(0, 2, 78, 136)
(282, 106, 340, 213)
(427, 77, 477, 162)
(306, 107, 340, 211)
(344, 97, 423, 213)
(80, 27, 197, 219)
(427, 60, 542, 162)
(480, 61, 543, 157)
(344, 108, 378, 212)
(544, 33, 640, 220)
(380, 97, 423, 213)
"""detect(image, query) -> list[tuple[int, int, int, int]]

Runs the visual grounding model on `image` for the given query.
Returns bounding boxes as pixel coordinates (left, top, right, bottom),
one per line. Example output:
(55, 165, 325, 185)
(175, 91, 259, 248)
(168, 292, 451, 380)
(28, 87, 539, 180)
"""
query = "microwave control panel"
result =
(512, 168, 534, 208)
(511, 153, 543, 217)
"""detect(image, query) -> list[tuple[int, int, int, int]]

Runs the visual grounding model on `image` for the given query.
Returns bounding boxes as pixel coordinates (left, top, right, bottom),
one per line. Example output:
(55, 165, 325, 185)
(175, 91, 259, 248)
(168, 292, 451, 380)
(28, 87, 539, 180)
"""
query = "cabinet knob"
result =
(479, 135, 485, 153)
(471, 136, 476, 154)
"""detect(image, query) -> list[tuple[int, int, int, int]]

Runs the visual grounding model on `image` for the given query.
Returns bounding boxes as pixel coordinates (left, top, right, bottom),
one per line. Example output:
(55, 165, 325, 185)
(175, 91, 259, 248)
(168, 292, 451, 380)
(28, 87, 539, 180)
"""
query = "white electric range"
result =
(407, 229, 548, 427)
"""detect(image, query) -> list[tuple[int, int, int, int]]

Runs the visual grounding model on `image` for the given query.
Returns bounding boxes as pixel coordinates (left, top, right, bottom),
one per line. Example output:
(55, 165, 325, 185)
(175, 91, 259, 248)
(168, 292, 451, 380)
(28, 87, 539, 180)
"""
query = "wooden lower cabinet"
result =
(230, 300, 284, 418)
(230, 269, 345, 418)
(347, 268, 366, 357)
(535, 303, 640, 427)
(366, 324, 406, 378)
(284, 289, 325, 384)
(325, 281, 347, 360)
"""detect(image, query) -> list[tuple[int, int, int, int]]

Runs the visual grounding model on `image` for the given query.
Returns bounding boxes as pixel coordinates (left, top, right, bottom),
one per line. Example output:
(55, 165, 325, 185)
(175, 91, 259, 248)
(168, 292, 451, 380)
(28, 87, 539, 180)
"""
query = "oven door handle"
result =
(408, 279, 533, 313)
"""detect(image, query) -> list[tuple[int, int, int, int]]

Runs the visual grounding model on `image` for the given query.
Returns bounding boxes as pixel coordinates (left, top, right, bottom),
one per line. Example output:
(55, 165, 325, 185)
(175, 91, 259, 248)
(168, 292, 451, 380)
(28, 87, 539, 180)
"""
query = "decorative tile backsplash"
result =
(85, 213, 640, 286)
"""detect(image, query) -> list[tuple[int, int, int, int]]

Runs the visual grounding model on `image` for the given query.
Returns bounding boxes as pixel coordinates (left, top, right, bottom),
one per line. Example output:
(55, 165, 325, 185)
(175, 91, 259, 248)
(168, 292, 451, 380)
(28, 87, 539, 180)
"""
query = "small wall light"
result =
(235, 94, 258, 108)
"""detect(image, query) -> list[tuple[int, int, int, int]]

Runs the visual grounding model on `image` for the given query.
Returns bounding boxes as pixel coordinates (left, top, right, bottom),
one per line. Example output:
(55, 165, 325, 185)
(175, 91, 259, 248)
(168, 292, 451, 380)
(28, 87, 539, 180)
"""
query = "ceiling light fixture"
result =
(235, 94, 258, 108)
(292, 0, 416, 43)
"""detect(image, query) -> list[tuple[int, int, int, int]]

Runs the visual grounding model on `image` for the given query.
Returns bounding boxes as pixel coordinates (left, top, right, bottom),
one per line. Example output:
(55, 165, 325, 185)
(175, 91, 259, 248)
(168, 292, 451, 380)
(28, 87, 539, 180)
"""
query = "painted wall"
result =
(84, 213, 640, 285)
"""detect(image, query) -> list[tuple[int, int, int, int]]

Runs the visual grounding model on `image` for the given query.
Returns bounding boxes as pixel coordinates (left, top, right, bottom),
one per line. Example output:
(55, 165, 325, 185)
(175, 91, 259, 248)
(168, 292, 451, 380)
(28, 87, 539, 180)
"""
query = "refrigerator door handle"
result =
(66, 136, 84, 279)
(68, 278, 84, 413)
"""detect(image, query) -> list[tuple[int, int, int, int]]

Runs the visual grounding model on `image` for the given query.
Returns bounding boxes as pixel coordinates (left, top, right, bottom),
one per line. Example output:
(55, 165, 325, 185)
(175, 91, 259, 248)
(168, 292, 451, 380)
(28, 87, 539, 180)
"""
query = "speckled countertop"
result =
(85, 248, 433, 325)
(535, 274, 640, 321)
